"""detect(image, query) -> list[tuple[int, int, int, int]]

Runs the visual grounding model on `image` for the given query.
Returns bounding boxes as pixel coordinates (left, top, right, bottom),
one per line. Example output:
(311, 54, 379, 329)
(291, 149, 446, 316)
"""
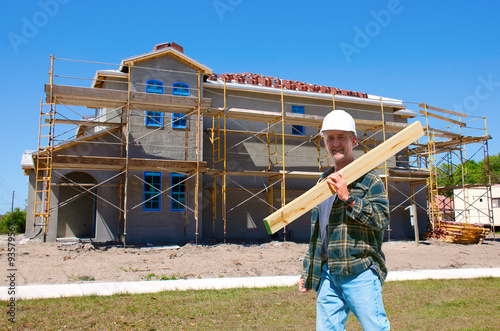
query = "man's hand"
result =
(326, 172, 349, 202)
(299, 277, 310, 293)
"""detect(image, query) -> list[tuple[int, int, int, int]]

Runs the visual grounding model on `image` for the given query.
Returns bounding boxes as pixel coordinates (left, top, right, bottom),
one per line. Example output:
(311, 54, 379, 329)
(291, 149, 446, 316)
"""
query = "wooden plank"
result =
(418, 109, 466, 127)
(355, 119, 409, 133)
(46, 118, 122, 127)
(263, 121, 425, 234)
(205, 169, 322, 179)
(46, 84, 212, 112)
(204, 107, 409, 132)
(44, 155, 207, 172)
(427, 127, 462, 139)
(418, 103, 468, 118)
(407, 134, 491, 155)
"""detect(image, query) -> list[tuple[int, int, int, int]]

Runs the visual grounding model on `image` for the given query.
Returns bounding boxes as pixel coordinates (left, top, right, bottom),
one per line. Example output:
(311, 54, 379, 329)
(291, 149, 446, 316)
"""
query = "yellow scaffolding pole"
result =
(267, 118, 280, 170)
(280, 86, 286, 240)
(422, 103, 439, 230)
(33, 100, 55, 241)
(122, 62, 133, 247)
(33, 54, 56, 241)
(222, 79, 227, 243)
(194, 71, 203, 244)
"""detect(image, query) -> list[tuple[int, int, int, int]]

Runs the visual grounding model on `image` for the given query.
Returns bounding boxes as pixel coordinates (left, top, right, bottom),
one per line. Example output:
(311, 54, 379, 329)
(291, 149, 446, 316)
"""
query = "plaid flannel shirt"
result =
(301, 167, 390, 291)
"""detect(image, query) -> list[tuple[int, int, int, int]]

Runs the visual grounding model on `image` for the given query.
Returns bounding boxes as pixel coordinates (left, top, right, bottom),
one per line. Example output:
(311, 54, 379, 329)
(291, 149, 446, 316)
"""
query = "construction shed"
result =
(22, 42, 492, 245)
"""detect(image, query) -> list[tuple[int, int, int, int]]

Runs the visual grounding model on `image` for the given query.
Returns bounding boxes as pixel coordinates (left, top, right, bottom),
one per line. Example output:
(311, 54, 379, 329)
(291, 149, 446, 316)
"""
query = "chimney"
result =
(153, 42, 184, 53)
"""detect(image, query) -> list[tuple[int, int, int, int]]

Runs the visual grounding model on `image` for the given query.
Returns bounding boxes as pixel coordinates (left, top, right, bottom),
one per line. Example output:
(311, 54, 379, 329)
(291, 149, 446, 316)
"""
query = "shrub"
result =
(0, 207, 26, 234)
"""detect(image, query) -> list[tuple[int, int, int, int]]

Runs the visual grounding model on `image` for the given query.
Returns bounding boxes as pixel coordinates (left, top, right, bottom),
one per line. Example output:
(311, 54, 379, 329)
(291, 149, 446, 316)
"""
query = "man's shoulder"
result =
(320, 166, 336, 180)
(354, 169, 384, 187)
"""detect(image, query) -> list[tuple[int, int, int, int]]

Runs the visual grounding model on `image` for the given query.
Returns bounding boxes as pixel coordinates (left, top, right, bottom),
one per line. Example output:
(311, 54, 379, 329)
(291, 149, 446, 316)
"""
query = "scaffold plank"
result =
(418, 103, 468, 118)
(36, 155, 206, 172)
(46, 84, 211, 112)
(45, 118, 122, 127)
(418, 109, 466, 127)
(204, 107, 410, 132)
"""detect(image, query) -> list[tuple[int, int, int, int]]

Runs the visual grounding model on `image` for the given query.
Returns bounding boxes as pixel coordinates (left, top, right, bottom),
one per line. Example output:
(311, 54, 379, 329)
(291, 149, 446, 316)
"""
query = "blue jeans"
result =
(316, 263, 390, 331)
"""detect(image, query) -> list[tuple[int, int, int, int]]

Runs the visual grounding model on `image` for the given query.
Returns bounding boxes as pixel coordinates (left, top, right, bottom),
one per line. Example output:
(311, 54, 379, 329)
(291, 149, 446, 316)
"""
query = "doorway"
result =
(57, 172, 97, 238)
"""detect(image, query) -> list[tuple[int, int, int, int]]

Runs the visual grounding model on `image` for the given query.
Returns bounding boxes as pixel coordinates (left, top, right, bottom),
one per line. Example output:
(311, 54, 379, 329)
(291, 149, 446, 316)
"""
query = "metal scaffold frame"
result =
(32, 56, 206, 245)
(31, 54, 493, 245)
(415, 103, 493, 237)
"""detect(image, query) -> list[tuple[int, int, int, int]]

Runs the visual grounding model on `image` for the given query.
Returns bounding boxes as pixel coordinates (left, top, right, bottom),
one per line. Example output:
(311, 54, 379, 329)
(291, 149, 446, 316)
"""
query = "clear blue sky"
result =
(1, 0, 499, 213)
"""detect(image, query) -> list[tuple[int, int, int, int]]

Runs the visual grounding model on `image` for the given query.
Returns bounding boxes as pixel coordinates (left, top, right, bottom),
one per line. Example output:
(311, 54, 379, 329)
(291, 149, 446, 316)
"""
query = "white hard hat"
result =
(320, 109, 356, 136)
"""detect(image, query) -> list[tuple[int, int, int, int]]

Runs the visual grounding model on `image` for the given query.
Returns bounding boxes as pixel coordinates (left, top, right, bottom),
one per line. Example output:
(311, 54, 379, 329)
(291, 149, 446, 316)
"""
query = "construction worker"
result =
(299, 109, 391, 330)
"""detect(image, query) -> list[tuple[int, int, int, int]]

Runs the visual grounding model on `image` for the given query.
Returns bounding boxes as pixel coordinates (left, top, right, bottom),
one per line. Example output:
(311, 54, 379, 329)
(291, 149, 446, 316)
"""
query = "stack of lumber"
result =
(437, 221, 491, 244)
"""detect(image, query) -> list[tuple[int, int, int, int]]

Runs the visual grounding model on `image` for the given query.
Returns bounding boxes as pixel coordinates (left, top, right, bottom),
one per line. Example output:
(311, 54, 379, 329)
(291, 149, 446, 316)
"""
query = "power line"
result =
(0, 194, 11, 204)
(0, 175, 13, 190)
(0, 176, 13, 196)
(0, 183, 11, 196)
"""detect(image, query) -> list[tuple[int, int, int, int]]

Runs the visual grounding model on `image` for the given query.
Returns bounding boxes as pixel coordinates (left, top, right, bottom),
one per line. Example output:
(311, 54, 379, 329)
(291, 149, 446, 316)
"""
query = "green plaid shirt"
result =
(301, 167, 390, 291)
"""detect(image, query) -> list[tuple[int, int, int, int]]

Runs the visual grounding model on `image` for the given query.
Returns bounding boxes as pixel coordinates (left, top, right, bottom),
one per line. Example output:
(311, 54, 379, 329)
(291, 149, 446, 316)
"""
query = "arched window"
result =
(172, 82, 189, 96)
(146, 79, 164, 94)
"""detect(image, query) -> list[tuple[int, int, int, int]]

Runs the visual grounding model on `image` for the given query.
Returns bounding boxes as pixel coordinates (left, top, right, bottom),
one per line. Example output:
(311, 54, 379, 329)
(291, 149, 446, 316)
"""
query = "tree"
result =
(479, 153, 500, 184)
(436, 162, 456, 188)
(453, 159, 484, 185)
(436, 153, 500, 189)
(0, 208, 26, 234)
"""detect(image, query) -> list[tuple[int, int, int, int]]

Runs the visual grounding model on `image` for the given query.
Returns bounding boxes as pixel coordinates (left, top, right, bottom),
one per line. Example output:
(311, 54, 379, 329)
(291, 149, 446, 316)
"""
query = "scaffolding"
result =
(29, 54, 493, 245)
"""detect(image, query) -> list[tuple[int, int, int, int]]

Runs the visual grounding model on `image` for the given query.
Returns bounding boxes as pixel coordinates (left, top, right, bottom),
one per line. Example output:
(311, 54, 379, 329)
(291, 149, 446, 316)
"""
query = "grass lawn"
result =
(2, 277, 499, 330)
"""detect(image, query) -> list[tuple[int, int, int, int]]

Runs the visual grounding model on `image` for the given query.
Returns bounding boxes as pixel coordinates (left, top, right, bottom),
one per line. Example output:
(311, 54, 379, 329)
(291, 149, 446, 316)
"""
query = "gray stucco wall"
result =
(386, 181, 428, 240)
(129, 56, 199, 97)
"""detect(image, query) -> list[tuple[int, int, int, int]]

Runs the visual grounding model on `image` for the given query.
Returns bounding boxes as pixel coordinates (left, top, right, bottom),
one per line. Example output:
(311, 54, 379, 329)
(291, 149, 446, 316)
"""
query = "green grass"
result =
(2, 278, 499, 330)
(141, 272, 187, 281)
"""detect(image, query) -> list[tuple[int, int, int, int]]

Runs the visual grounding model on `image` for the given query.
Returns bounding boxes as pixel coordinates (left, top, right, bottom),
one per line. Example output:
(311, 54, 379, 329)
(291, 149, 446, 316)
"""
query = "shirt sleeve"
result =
(345, 171, 390, 231)
(301, 206, 319, 284)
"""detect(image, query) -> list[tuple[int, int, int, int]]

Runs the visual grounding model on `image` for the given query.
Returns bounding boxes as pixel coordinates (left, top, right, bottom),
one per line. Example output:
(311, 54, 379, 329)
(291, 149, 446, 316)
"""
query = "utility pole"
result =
(11, 191, 15, 212)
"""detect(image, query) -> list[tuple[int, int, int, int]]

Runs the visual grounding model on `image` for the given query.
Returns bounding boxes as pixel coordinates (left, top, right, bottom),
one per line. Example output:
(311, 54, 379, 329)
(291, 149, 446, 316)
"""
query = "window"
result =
(492, 198, 500, 208)
(172, 82, 189, 129)
(144, 172, 161, 211)
(172, 82, 189, 96)
(291, 105, 305, 135)
(172, 113, 186, 128)
(171, 173, 186, 211)
(145, 111, 163, 127)
(146, 79, 164, 94)
(145, 80, 164, 127)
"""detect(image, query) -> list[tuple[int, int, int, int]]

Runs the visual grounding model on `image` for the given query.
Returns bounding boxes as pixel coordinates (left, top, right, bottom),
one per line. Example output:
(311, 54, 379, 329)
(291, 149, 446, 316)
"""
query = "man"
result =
(299, 109, 391, 330)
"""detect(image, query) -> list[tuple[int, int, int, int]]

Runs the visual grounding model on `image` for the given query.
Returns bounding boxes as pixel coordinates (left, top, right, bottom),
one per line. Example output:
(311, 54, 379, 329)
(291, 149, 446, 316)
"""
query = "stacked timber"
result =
(436, 221, 491, 244)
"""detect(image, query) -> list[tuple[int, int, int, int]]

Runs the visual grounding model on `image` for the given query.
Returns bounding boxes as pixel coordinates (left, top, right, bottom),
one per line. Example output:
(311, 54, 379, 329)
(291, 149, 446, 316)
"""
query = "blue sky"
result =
(1, 0, 499, 213)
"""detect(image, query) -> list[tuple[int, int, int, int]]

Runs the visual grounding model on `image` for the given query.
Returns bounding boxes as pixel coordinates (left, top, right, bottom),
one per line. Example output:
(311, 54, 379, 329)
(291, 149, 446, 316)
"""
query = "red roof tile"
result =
(208, 72, 368, 98)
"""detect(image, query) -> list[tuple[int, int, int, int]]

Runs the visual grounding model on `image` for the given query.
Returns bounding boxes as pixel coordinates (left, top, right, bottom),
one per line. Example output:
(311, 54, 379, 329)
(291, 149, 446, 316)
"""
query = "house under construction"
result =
(21, 42, 493, 245)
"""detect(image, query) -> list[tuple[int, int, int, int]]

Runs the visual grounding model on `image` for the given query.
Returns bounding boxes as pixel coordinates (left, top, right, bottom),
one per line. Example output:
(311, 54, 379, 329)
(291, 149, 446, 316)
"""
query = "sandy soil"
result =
(2, 235, 500, 286)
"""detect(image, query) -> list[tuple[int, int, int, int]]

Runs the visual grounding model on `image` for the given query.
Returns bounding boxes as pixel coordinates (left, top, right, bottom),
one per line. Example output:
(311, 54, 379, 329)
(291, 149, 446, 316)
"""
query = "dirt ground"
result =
(2, 234, 500, 286)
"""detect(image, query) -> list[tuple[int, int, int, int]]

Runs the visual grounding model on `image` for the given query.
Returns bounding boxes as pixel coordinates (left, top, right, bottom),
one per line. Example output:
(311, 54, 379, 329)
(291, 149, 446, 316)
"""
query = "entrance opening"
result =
(57, 172, 97, 239)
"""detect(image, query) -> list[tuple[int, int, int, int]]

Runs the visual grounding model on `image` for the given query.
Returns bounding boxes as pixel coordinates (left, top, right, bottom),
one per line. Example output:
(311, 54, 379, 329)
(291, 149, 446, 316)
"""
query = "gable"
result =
(121, 46, 212, 75)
